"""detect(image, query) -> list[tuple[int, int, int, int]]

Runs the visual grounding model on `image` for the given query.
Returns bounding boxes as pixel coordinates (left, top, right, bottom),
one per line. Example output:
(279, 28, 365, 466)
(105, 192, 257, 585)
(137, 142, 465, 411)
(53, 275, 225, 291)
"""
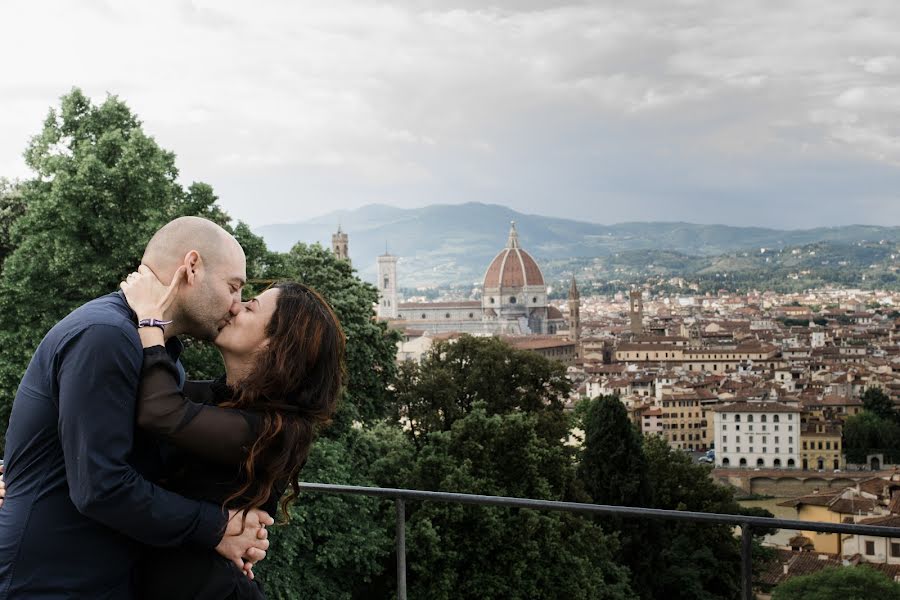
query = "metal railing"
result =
(299, 482, 900, 600)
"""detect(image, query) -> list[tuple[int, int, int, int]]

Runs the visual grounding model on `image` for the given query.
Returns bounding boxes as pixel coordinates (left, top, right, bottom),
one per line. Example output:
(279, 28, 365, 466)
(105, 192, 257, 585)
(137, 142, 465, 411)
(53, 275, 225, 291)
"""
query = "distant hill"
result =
(253, 202, 900, 287)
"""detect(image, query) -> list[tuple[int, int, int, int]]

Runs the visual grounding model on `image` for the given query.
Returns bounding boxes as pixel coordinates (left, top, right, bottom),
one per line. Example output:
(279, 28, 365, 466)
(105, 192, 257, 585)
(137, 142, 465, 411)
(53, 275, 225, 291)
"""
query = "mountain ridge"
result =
(253, 202, 900, 286)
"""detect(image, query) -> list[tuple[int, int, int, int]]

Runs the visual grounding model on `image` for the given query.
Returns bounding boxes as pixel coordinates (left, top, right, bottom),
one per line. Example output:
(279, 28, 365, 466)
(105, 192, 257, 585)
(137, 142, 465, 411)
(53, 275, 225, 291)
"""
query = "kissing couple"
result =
(0, 216, 345, 599)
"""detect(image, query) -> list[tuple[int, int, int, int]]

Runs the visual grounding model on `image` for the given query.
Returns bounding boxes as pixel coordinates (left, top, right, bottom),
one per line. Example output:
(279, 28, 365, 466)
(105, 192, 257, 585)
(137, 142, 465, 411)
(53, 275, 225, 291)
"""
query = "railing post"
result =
(741, 523, 753, 600)
(396, 498, 407, 600)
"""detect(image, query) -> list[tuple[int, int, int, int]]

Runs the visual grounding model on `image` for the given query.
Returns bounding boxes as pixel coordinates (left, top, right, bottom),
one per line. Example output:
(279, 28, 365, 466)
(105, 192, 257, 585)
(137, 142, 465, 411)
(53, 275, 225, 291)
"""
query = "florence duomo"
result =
(368, 222, 568, 336)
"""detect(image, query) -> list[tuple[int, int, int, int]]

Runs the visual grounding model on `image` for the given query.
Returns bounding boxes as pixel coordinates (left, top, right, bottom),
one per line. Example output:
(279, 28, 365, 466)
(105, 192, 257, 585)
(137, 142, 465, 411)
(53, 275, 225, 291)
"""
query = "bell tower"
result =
(629, 289, 644, 335)
(332, 225, 349, 262)
(568, 276, 581, 343)
(376, 251, 399, 319)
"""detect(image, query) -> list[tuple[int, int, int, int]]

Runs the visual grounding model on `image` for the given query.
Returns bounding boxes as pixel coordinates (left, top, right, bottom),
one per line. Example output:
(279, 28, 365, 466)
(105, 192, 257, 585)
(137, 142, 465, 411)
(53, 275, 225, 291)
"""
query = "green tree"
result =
(772, 566, 900, 600)
(577, 396, 650, 507)
(862, 387, 896, 421)
(391, 335, 571, 449)
(387, 406, 634, 600)
(255, 426, 400, 600)
(0, 89, 229, 447)
(843, 411, 900, 464)
(0, 178, 26, 273)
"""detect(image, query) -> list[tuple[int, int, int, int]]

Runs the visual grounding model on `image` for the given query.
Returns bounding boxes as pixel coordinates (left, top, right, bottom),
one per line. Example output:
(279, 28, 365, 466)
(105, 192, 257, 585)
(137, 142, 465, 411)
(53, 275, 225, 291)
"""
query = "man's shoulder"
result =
(46, 293, 139, 350)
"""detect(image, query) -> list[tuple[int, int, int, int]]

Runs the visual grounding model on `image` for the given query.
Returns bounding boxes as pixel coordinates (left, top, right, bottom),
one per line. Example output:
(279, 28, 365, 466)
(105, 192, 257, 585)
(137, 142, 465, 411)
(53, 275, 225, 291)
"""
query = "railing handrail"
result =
(298, 482, 900, 600)
(299, 482, 900, 538)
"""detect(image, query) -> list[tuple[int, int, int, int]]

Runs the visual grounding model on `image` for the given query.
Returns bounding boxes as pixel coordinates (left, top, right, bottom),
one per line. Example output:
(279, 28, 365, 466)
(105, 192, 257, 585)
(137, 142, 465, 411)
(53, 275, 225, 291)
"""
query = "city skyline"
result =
(2, 1, 900, 229)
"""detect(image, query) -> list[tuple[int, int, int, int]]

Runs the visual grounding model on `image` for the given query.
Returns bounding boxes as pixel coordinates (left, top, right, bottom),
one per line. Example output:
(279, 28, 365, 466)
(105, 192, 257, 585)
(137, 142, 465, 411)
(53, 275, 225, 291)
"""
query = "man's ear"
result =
(183, 250, 202, 285)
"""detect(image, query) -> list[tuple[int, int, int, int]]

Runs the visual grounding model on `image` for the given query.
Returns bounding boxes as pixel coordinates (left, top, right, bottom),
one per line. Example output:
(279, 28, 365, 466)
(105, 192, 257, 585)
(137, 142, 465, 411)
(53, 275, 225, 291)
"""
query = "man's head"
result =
(142, 216, 246, 341)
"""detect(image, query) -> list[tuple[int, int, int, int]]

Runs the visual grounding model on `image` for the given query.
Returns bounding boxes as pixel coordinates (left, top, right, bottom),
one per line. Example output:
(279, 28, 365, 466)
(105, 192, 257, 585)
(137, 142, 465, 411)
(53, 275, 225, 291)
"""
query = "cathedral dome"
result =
(483, 222, 544, 289)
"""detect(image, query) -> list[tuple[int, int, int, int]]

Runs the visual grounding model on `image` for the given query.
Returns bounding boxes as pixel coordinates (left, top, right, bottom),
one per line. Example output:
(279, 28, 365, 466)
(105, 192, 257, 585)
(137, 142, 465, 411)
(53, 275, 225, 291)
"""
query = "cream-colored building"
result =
(615, 342, 781, 373)
(389, 223, 566, 335)
(714, 401, 801, 469)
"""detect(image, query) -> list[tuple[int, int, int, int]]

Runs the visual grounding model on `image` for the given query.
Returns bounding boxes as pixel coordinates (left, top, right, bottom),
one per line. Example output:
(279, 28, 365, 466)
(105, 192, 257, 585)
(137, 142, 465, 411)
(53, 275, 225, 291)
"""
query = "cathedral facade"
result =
(379, 222, 567, 335)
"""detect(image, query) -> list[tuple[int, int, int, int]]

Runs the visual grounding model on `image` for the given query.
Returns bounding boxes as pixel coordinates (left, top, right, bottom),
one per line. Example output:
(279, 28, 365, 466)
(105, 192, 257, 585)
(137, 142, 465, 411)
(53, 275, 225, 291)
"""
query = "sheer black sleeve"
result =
(137, 346, 261, 465)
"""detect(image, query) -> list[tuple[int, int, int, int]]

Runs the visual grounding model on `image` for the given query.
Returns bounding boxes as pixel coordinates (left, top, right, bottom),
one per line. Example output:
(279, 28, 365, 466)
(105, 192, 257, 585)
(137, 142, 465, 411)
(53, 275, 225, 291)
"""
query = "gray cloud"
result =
(0, 0, 898, 229)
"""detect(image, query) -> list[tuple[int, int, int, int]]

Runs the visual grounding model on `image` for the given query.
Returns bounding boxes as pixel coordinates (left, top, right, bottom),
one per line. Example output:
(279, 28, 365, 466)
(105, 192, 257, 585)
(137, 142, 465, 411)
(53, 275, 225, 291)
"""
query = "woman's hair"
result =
(222, 281, 345, 519)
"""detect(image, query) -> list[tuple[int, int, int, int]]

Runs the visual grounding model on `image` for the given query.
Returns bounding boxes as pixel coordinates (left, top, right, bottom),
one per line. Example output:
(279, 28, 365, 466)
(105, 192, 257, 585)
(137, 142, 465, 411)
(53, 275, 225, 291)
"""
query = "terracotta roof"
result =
(857, 514, 900, 527)
(778, 492, 877, 515)
(482, 224, 544, 289)
(714, 401, 800, 413)
(547, 306, 564, 319)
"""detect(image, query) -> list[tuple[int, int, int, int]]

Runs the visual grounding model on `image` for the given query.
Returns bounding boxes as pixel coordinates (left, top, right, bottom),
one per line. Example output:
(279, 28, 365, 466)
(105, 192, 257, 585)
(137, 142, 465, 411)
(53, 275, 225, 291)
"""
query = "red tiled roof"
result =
(483, 248, 544, 288)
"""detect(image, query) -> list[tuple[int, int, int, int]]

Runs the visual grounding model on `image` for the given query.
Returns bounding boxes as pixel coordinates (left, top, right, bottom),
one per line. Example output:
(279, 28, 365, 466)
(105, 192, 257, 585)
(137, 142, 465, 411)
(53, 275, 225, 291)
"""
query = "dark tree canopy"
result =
(772, 566, 900, 600)
(862, 387, 897, 421)
(0, 89, 231, 448)
(391, 335, 571, 449)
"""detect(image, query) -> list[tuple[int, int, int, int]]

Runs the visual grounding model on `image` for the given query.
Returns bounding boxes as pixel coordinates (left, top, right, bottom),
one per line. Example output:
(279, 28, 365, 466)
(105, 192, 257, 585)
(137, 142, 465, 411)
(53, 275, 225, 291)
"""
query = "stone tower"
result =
(568, 276, 581, 343)
(629, 289, 644, 335)
(376, 252, 399, 319)
(331, 225, 349, 262)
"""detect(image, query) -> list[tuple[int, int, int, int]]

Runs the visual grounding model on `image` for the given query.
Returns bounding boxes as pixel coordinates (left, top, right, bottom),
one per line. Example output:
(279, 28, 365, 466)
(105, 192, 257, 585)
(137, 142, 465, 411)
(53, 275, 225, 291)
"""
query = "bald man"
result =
(0, 217, 272, 599)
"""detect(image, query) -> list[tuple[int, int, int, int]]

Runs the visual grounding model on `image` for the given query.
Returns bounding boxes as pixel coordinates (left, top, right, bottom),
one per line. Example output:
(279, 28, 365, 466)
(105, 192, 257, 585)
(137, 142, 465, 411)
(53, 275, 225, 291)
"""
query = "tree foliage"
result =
(861, 387, 897, 421)
(0, 89, 230, 448)
(772, 566, 900, 600)
(843, 411, 900, 464)
(391, 335, 571, 449)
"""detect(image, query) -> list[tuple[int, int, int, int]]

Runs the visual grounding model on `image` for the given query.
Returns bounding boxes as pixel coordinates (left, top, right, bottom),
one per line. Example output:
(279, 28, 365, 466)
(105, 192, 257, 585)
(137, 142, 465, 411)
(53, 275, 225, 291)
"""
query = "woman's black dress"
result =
(133, 346, 284, 600)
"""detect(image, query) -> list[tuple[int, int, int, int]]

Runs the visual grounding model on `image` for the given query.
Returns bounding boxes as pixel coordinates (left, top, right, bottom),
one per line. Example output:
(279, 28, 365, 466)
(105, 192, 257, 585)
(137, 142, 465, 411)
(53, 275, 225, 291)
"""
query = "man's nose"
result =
(229, 300, 243, 316)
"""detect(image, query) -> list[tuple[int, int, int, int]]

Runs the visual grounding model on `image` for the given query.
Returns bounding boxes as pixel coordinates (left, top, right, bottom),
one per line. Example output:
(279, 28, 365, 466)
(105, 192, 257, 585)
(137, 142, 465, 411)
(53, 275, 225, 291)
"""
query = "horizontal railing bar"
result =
(298, 483, 900, 539)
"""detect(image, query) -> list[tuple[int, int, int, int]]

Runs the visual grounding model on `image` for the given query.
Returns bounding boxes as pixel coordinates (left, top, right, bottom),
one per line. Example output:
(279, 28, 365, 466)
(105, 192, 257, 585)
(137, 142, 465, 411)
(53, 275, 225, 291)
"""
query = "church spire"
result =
(506, 221, 520, 249)
(569, 276, 579, 300)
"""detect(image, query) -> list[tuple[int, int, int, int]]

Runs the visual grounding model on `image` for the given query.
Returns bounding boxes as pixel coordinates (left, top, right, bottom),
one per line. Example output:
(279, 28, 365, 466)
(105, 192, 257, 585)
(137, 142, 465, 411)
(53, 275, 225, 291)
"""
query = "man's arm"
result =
(56, 324, 271, 563)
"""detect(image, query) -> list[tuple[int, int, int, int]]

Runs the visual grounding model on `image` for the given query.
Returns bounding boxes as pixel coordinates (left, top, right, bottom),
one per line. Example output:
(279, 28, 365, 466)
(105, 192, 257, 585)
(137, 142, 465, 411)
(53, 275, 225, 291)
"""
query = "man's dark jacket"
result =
(0, 293, 226, 599)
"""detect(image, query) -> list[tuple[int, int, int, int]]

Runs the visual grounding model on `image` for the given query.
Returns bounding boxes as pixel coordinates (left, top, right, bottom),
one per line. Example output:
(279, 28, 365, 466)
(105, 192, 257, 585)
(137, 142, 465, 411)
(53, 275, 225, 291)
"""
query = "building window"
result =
(421, 314, 427, 319)
(775, 447, 779, 454)
(749, 447, 753, 453)
(788, 414, 793, 420)
(747, 415, 754, 422)
(469, 313, 474, 318)
(789, 448, 793, 454)
(383, 276, 389, 289)
(445, 313, 451, 318)
(723, 436, 727, 443)
(735, 415, 741, 422)
(775, 437, 780, 443)
(761, 415, 767, 423)
(490, 297, 495, 304)
(773, 415, 780, 423)
(532, 297, 538, 303)
(509, 296, 517, 304)
(825, 441, 831, 450)
(892, 542, 900, 558)
(748, 425, 753, 432)
(803, 441, 807, 450)
(788, 425, 793, 431)
(723, 425, 727, 431)
(774, 425, 779, 432)
(736, 436, 741, 443)
(865, 541, 875, 556)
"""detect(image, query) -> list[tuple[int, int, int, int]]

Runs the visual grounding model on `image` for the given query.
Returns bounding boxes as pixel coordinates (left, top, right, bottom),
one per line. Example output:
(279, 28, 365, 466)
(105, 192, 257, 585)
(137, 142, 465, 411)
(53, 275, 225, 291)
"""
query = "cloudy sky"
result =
(2, 0, 900, 229)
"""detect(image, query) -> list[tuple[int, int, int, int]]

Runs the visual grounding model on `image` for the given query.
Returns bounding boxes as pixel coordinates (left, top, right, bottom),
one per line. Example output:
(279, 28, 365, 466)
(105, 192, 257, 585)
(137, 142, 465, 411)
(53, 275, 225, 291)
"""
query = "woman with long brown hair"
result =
(120, 267, 345, 599)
